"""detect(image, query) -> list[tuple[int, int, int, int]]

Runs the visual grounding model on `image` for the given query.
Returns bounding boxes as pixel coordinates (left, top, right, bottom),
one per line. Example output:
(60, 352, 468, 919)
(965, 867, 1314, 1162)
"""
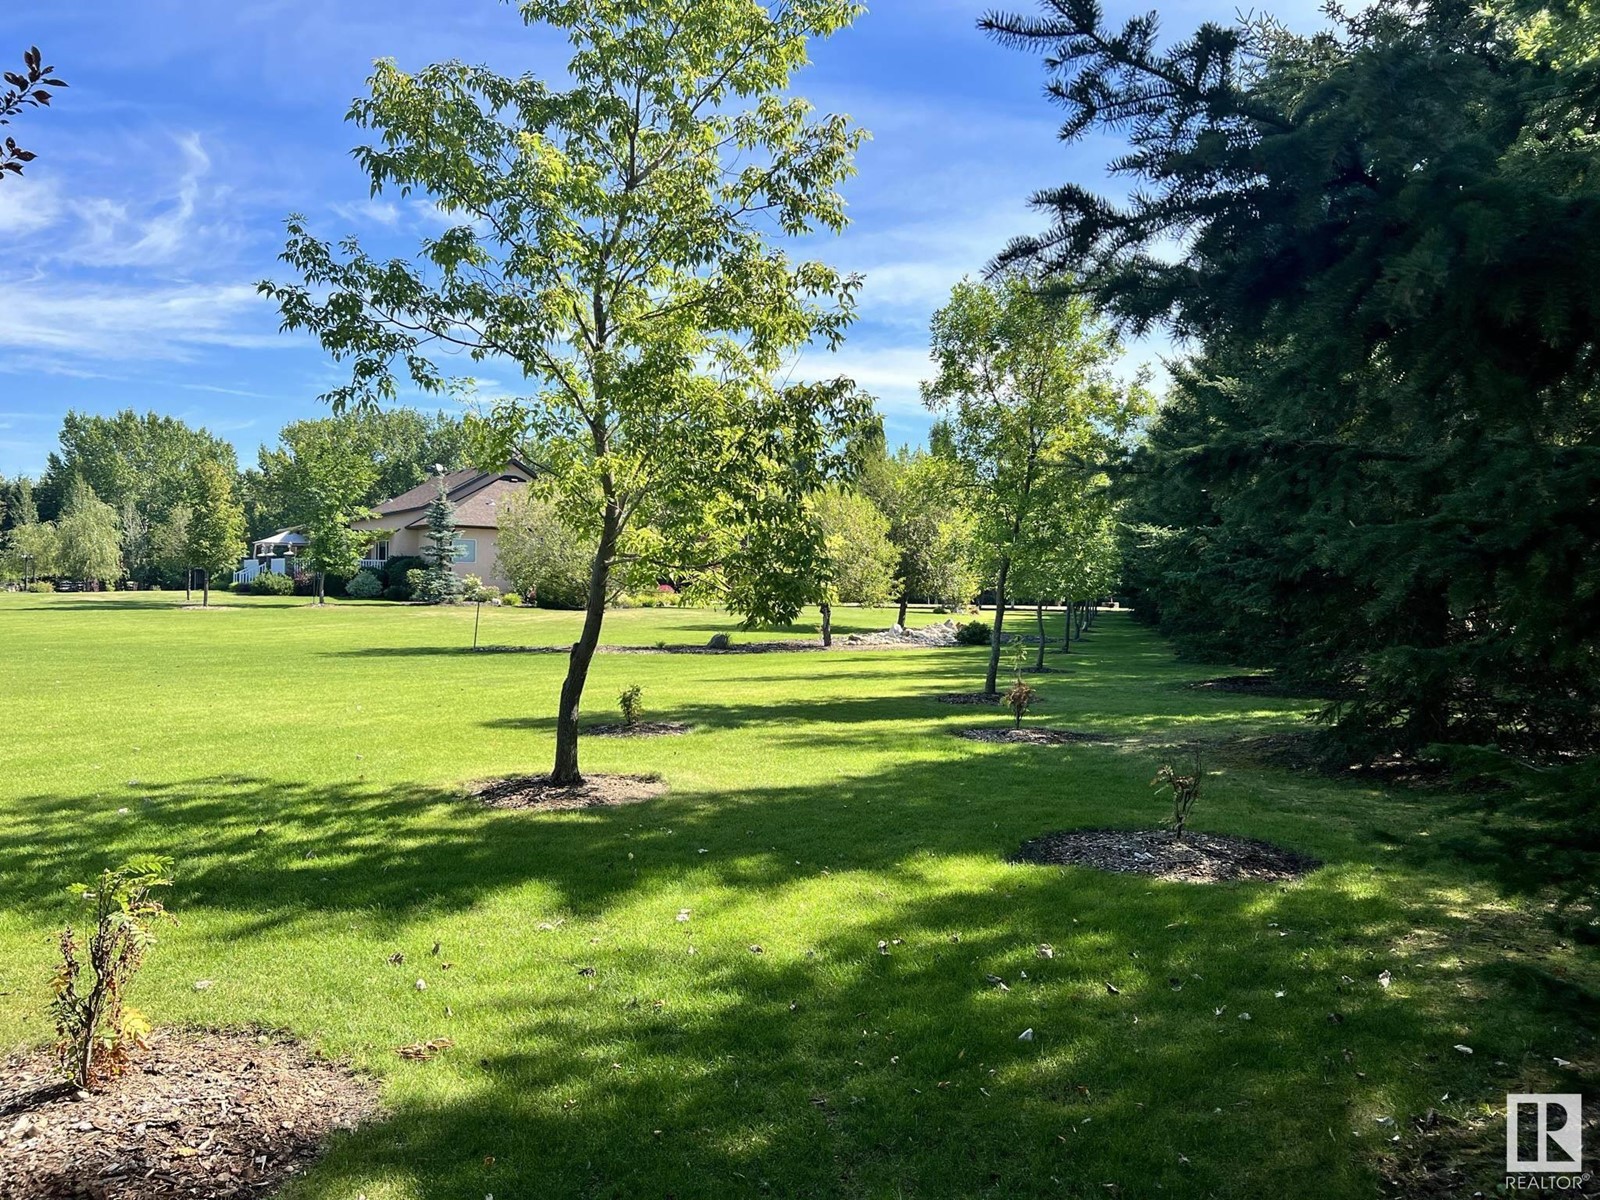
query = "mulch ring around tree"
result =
(936, 692, 1003, 706)
(582, 721, 692, 738)
(1186, 674, 1351, 700)
(469, 773, 667, 811)
(957, 727, 1113, 746)
(1011, 828, 1321, 883)
(0, 1028, 379, 1200)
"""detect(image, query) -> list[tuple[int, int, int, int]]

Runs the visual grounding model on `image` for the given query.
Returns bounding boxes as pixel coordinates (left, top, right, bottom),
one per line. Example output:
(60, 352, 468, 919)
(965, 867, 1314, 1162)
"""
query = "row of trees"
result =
(1, 464, 245, 604)
(0, 407, 475, 596)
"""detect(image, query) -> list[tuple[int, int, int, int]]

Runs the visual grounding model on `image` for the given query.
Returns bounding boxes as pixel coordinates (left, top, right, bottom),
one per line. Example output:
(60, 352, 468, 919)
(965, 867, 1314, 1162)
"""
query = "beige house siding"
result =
(350, 522, 514, 593)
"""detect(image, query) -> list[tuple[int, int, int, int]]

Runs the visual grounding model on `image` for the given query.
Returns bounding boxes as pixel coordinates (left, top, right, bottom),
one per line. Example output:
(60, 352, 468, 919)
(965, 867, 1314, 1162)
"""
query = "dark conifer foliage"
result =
(986, 0, 1600, 761)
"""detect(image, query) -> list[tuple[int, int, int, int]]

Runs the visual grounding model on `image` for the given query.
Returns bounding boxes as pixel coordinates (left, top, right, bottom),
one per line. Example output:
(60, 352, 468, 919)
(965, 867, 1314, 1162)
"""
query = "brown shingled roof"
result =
(371, 468, 485, 516)
(402, 477, 527, 530)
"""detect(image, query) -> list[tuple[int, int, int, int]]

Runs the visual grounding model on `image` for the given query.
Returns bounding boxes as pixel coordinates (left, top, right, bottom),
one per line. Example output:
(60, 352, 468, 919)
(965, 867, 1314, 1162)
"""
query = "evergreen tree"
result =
(416, 477, 464, 605)
(987, 0, 1600, 757)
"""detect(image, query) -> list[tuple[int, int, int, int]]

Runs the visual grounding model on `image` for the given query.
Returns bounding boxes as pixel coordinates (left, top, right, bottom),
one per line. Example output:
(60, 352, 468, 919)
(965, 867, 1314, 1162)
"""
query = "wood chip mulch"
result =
(0, 1029, 378, 1200)
(583, 721, 692, 738)
(469, 773, 667, 811)
(1011, 828, 1321, 883)
(935, 692, 1002, 706)
(958, 727, 1111, 745)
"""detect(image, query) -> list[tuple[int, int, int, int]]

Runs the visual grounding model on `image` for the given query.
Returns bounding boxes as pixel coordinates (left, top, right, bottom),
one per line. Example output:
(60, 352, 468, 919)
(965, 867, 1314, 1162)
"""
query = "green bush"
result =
(346, 570, 384, 599)
(26, 580, 54, 593)
(382, 556, 426, 587)
(251, 572, 295, 596)
(382, 585, 411, 602)
(501, 592, 522, 607)
(619, 684, 645, 726)
(955, 619, 992, 646)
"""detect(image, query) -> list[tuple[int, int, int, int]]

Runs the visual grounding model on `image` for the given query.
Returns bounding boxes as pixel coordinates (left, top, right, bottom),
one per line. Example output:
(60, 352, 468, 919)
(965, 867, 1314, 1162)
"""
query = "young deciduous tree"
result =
(923, 276, 1145, 693)
(148, 504, 192, 590)
(56, 476, 123, 588)
(811, 486, 898, 646)
(284, 422, 378, 604)
(4, 516, 57, 583)
(184, 461, 245, 607)
(261, 0, 873, 783)
(861, 447, 979, 623)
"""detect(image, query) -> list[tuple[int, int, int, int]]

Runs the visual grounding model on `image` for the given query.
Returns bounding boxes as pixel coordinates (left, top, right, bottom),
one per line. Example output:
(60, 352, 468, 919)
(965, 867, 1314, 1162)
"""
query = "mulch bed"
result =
(470, 773, 667, 811)
(936, 692, 1003, 706)
(1011, 828, 1321, 883)
(1186, 674, 1351, 701)
(958, 727, 1111, 745)
(0, 1029, 378, 1200)
(583, 721, 692, 738)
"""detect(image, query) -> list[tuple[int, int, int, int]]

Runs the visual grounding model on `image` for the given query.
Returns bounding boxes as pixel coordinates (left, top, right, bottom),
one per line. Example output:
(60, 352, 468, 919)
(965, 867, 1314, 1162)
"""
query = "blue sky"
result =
(0, 0, 1336, 477)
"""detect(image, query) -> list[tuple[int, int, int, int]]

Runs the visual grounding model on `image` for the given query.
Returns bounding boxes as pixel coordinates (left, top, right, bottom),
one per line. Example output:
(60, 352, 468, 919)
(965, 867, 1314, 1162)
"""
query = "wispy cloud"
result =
(0, 282, 276, 363)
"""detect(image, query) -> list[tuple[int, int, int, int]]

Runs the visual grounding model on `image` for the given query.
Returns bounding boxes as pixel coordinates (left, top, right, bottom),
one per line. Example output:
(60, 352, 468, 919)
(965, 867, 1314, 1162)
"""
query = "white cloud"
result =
(0, 177, 62, 237)
(0, 282, 277, 363)
(790, 344, 935, 415)
(61, 133, 225, 268)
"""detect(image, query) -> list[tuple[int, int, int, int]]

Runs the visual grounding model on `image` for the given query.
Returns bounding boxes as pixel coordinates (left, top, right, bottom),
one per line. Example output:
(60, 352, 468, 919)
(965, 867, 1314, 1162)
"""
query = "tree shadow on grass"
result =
(4, 748, 1589, 1198)
(290, 866, 1564, 1200)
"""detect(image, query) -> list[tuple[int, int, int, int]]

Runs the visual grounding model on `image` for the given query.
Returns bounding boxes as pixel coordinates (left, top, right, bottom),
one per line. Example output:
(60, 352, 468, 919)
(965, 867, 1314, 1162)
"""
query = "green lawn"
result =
(1, 593, 1593, 1198)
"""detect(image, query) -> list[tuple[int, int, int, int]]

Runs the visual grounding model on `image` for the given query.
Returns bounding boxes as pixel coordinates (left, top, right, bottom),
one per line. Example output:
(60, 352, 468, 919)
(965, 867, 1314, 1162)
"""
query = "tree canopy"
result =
(261, 0, 873, 783)
(922, 275, 1146, 692)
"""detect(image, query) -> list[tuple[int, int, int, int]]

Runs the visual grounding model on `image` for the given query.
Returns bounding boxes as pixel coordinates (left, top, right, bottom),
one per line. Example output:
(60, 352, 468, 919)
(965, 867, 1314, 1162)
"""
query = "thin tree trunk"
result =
(186, 568, 192, 602)
(551, 497, 621, 786)
(1034, 601, 1046, 671)
(1062, 600, 1073, 652)
(317, 572, 325, 606)
(896, 594, 908, 628)
(821, 602, 833, 648)
(985, 557, 1010, 695)
(202, 569, 210, 608)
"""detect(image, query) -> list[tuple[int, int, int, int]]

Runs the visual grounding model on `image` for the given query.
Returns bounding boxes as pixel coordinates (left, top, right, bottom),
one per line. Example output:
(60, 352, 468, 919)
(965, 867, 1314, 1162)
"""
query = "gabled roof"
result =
(402, 477, 526, 530)
(369, 457, 537, 518)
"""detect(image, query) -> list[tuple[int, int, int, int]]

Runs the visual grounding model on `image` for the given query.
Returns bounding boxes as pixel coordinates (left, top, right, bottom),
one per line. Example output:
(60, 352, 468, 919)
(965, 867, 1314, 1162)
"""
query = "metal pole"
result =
(473, 601, 482, 651)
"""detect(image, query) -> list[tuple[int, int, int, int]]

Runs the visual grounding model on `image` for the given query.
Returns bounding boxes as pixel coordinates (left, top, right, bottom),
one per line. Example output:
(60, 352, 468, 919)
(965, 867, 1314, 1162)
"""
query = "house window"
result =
(375, 540, 390, 562)
(455, 539, 477, 564)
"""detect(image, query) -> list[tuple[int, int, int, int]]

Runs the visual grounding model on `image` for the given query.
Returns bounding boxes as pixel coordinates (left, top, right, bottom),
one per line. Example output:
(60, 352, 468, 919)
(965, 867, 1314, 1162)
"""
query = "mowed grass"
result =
(0, 593, 1595, 1199)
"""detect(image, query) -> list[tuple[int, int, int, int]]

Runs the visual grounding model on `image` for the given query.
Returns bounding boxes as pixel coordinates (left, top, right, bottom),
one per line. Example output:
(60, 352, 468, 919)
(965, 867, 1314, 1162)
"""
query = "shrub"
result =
(501, 592, 522, 607)
(405, 568, 426, 592)
(955, 619, 992, 646)
(619, 684, 645, 726)
(27, 580, 54, 593)
(1002, 677, 1038, 728)
(51, 856, 174, 1089)
(1152, 748, 1203, 841)
(383, 556, 426, 587)
(251, 571, 294, 596)
(346, 569, 384, 599)
(382, 585, 411, 602)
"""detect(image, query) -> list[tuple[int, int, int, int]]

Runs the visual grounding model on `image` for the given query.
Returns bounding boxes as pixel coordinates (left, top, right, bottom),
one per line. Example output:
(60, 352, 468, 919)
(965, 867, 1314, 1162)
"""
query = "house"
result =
(349, 461, 535, 593)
